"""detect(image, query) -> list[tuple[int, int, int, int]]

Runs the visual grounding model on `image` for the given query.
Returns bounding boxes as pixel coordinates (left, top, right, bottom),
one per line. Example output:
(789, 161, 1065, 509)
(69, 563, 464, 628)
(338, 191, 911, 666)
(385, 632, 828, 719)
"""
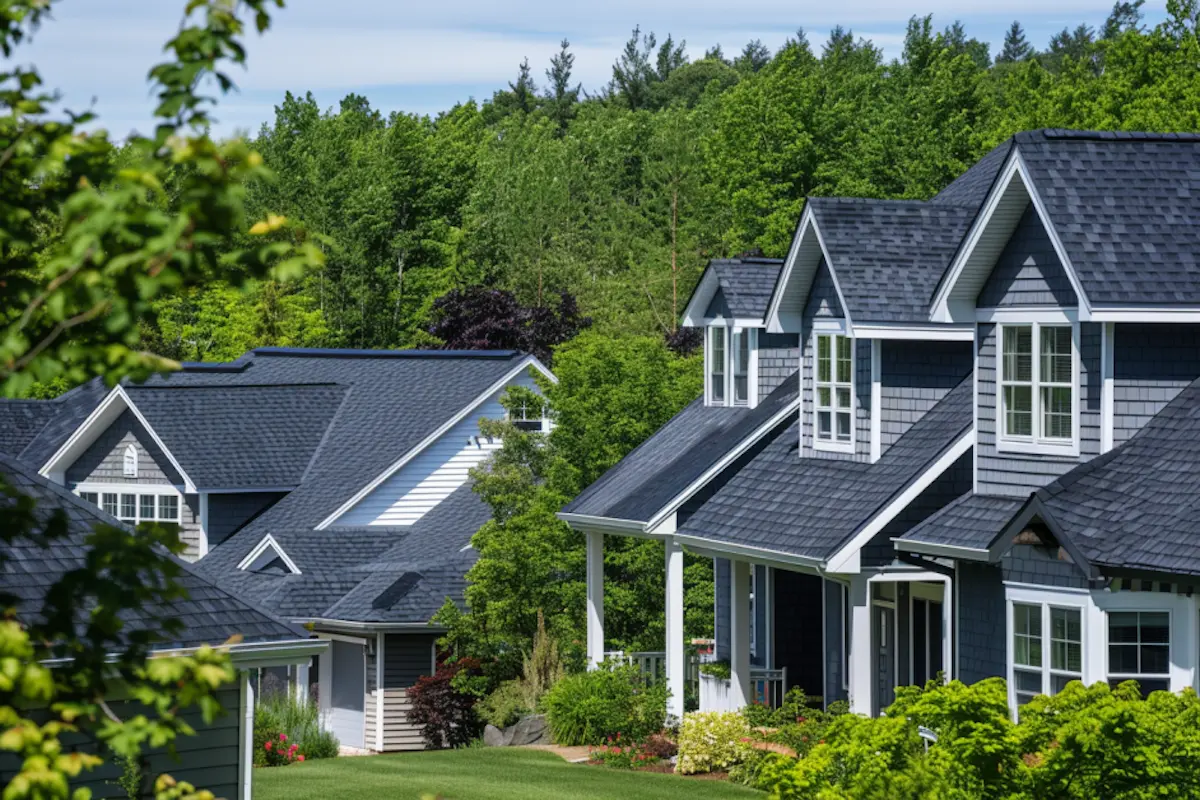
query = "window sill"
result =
(813, 439, 855, 455)
(996, 438, 1079, 458)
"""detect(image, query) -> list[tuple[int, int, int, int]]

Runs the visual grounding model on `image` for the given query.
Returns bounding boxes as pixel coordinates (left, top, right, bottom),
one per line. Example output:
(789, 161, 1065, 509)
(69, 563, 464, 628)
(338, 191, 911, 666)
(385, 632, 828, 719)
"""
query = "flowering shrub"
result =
(261, 732, 305, 767)
(675, 711, 754, 774)
(589, 734, 660, 769)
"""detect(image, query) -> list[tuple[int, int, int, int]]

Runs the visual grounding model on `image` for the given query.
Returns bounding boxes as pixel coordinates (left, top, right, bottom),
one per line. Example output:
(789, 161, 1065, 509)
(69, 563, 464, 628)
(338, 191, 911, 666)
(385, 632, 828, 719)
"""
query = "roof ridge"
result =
(1022, 128, 1200, 143)
(250, 347, 523, 360)
(297, 381, 356, 487)
(129, 382, 345, 391)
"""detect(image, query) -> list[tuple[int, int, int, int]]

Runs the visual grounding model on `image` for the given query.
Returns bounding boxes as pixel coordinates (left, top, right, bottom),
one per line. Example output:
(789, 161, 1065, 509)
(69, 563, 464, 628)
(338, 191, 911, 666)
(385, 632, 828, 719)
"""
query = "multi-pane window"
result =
(815, 334, 853, 446)
(1012, 602, 1082, 706)
(1001, 324, 1074, 444)
(1108, 611, 1170, 694)
(140, 494, 157, 520)
(119, 493, 137, 521)
(78, 489, 180, 525)
(732, 329, 750, 406)
(102, 493, 118, 517)
(122, 444, 138, 478)
(79, 491, 98, 506)
(158, 494, 179, 522)
(709, 327, 726, 405)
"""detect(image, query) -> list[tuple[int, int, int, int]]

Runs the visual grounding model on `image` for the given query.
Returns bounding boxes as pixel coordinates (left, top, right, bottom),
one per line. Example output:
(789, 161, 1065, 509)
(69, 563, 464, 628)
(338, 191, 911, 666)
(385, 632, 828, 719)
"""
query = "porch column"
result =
(665, 537, 685, 721)
(848, 574, 873, 715)
(730, 559, 752, 708)
(586, 530, 605, 668)
(293, 659, 310, 705)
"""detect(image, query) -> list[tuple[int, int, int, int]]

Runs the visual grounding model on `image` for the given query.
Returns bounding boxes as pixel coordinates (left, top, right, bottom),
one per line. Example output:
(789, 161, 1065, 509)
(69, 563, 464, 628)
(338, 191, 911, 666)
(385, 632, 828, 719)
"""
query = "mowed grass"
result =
(254, 747, 763, 800)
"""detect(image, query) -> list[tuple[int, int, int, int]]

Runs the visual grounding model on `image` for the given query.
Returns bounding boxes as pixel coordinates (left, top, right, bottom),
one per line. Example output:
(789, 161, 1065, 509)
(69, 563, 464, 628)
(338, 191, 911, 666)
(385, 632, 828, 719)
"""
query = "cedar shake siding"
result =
(65, 409, 181, 487)
(879, 340, 972, 455)
(955, 562, 1006, 685)
(758, 333, 800, 402)
(1112, 323, 1200, 447)
(976, 204, 1078, 308)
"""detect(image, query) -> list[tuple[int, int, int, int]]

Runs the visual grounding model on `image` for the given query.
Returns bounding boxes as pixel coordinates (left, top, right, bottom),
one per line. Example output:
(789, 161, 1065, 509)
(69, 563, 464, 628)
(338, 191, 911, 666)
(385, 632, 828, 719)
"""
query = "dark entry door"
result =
(874, 605, 895, 714)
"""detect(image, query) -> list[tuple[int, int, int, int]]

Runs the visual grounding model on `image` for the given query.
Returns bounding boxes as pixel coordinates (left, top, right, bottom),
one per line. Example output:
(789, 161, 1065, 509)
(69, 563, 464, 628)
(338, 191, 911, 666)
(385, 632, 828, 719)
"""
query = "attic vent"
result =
(373, 572, 422, 610)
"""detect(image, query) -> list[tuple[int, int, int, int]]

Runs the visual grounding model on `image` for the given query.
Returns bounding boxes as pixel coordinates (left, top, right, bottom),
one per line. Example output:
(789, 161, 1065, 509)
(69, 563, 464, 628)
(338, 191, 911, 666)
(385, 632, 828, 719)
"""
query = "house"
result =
(0, 451, 325, 799)
(562, 129, 1200, 720)
(1, 347, 553, 751)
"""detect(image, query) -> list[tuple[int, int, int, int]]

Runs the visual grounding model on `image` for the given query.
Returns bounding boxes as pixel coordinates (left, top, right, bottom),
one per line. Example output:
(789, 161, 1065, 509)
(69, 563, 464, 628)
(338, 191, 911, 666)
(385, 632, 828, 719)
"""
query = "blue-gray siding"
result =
(383, 633, 436, 688)
(1113, 323, 1200, 446)
(801, 334, 871, 463)
(758, 333, 799, 402)
(208, 492, 285, 548)
(808, 260, 843, 318)
(824, 579, 847, 705)
(66, 409, 181, 486)
(976, 322, 1102, 496)
(705, 288, 732, 319)
(955, 562, 1006, 684)
(977, 204, 1077, 308)
(1001, 543, 1089, 589)
(862, 451, 973, 568)
(880, 340, 973, 454)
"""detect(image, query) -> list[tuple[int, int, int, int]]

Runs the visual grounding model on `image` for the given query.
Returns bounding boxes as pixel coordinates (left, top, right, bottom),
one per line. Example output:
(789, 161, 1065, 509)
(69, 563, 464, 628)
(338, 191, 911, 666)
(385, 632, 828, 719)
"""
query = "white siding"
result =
(336, 371, 540, 528)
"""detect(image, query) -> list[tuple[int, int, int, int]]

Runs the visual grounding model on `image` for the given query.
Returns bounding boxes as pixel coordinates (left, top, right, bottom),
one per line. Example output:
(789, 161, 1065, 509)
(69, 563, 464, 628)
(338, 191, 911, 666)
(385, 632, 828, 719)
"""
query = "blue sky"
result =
(18, 0, 1168, 138)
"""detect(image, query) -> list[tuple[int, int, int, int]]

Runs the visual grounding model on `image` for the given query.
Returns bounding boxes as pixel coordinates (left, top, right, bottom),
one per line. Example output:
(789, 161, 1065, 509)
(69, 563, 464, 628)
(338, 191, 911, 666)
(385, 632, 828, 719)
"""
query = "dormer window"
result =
(706, 325, 757, 407)
(814, 333, 854, 450)
(999, 323, 1077, 453)
(122, 444, 137, 478)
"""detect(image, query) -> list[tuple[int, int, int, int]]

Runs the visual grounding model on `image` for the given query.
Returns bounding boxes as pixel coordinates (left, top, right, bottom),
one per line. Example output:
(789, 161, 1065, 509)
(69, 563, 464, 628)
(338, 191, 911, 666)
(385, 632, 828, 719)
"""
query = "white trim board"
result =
(39, 385, 198, 493)
(238, 533, 302, 575)
(316, 355, 554, 530)
(825, 430, 976, 574)
(765, 208, 851, 334)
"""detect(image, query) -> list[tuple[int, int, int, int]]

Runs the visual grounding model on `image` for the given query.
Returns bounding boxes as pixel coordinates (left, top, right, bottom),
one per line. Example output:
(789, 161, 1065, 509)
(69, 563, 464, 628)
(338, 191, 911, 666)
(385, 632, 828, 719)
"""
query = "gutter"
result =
(556, 512, 652, 537)
(301, 618, 448, 634)
(671, 532, 826, 571)
(39, 637, 327, 670)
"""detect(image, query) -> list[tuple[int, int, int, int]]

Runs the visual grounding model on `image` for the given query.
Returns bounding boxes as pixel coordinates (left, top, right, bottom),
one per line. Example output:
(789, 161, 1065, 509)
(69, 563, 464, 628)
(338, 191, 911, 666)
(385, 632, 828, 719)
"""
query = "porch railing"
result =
(604, 648, 703, 695)
(697, 666, 788, 713)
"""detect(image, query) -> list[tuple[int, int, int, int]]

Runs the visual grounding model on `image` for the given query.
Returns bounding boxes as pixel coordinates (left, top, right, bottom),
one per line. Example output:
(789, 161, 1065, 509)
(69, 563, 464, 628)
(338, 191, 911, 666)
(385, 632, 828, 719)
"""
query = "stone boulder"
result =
(483, 724, 514, 747)
(482, 714, 551, 747)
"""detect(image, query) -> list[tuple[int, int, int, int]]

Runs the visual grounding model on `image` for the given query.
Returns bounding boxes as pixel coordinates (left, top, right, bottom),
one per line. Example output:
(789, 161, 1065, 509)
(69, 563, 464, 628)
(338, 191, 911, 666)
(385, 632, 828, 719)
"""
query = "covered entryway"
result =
(321, 638, 366, 749)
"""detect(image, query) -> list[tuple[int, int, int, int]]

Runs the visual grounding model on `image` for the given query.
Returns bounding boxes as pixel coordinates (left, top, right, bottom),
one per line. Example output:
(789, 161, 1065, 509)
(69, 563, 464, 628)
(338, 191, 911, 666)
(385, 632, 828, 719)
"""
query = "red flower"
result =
(279, 733, 288, 742)
(264, 741, 272, 751)
(297, 755, 305, 762)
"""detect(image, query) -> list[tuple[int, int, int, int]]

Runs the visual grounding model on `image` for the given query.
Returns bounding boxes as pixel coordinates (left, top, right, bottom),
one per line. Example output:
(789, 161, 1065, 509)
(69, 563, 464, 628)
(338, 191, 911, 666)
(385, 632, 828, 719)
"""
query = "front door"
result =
(328, 640, 365, 748)
(873, 605, 895, 715)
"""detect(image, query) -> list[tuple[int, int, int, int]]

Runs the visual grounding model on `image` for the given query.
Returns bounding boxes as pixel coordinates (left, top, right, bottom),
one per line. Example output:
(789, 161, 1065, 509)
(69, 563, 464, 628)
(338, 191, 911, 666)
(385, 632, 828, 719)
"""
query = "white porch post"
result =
(848, 574, 873, 715)
(239, 671, 254, 800)
(730, 559, 752, 708)
(293, 659, 311, 705)
(586, 530, 605, 668)
(665, 537, 685, 721)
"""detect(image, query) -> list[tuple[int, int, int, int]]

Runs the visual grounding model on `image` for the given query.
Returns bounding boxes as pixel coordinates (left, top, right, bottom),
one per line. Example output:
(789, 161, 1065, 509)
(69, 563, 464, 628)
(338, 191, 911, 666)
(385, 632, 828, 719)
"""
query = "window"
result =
(158, 494, 179, 522)
(79, 491, 98, 506)
(709, 327, 726, 405)
(1108, 611, 1170, 694)
(119, 493, 136, 521)
(140, 494, 157, 520)
(815, 334, 853, 448)
(1012, 602, 1082, 706)
(732, 329, 750, 406)
(1000, 324, 1074, 447)
(102, 492, 118, 517)
(122, 444, 138, 478)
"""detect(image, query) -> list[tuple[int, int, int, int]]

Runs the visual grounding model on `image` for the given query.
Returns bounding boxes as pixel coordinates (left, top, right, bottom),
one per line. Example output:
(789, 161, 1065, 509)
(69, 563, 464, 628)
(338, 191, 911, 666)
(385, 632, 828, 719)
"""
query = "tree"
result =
(655, 34, 688, 83)
(426, 287, 591, 365)
(1103, 0, 1146, 39)
(998, 21, 1034, 63)
(510, 57, 539, 114)
(1, 2, 321, 799)
(733, 39, 771, 73)
(544, 39, 580, 133)
(611, 26, 657, 110)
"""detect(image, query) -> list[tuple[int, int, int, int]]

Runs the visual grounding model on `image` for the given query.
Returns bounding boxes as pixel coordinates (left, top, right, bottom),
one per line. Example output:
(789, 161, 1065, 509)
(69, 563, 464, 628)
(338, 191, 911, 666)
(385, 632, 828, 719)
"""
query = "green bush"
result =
(477, 611, 566, 728)
(477, 679, 530, 728)
(543, 663, 667, 746)
(675, 711, 754, 775)
(254, 691, 339, 766)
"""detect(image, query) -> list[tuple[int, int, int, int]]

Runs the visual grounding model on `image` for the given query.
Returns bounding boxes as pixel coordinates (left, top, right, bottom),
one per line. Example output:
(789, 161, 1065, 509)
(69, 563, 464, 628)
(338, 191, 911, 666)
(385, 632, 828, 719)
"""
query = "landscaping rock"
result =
(507, 714, 551, 746)
(483, 724, 514, 747)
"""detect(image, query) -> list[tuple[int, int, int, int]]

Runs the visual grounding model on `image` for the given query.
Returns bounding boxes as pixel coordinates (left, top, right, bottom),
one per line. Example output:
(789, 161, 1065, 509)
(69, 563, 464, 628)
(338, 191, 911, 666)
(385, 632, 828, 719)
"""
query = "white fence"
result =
(697, 667, 788, 713)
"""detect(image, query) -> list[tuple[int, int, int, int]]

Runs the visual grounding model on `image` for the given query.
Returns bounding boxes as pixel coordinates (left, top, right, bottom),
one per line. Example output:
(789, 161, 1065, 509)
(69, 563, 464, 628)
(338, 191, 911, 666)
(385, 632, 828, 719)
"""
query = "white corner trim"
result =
(316, 355, 553, 530)
(239, 671, 253, 800)
(39, 385, 197, 493)
(198, 492, 210, 558)
(644, 396, 801, 532)
(375, 631, 384, 751)
(764, 206, 813, 333)
(238, 533, 302, 575)
(682, 267, 721, 327)
(870, 340, 882, 463)
(1088, 307, 1200, 322)
(1100, 322, 1115, 453)
(826, 429, 975, 574)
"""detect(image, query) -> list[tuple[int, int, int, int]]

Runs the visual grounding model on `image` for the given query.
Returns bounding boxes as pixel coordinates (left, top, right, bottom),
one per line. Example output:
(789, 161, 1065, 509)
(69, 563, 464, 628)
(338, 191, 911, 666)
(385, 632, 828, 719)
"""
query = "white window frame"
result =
(706, 324, 758, 408)
(122, 443, 138, 478)
(75, 483, 182, 525)
(1106, 608, 1172, 692)
(997, 321, 1080, 456)
(813, 332, 855, 453)
(1008, 599, 1084, 708)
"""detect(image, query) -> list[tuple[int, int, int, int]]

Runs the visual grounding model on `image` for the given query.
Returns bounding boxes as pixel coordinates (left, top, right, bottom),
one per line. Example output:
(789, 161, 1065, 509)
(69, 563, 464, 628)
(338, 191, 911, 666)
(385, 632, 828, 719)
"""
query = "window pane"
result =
(734, 376, 748, 403)
(1041, 327, 1073, 383)
(1050, 674, 1076, 694)
(1140, 612, 1170, 643)
(1109, 612, 1139, 644)
(1005, 386, 1033, 437)
(1015, 668, 1041, 704)
(836, 387, 851, 409)
(120, 494, 136, 520)
(1014, 604, 1041, 637)
(159, 495, 179, 521)
(1003, 326, 1033, 382)
(818, 411, 831, 437)
(1042, 386, 1073, 439)
(818, 387, 831, 407)
(140, 495, 156, 520)
(1109, 644, 1140, 674)
(102, 493, 118, 516)
(836, 337, 853, 383)
(817, 336, 831, 382)
(1051, 607, 1080, 641)
(710, 328, 725, 403)
(733, 331, 749, 405)
(1141, 644, 1170, 675)
(836, 412, 851, 441)
(80, 491, 98, 505)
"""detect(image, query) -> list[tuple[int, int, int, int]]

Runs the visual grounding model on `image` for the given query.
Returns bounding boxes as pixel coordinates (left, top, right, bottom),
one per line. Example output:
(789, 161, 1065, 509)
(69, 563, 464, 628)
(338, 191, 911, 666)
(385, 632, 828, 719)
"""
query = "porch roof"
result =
(676, 372, 972, 563)
(892, 492, 1025, 553)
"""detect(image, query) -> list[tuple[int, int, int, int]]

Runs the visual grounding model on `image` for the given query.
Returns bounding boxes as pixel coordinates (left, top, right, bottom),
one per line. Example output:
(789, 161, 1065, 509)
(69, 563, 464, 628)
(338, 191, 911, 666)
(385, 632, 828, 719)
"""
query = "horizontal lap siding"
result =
(380, 633, 436, 751)
(880, 340, 972, 453)
(976, 322, 1101, 497)
(337, 372, 539, 527)
(0, 686, 242, 799)
(1113, 323, 1200, 446)
(365, 642, 378, 751)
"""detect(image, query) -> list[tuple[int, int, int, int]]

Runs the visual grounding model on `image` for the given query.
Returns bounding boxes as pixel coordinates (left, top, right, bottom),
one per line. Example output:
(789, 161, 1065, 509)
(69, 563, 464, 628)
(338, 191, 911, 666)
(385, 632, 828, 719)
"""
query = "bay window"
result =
(77, 487, 181, 525)
(815, 333, 853, 449)
(1000, 323, 1075, 449)
(1108, 611, 1170, 694)
(1011, 602, 1082, 706)
(706, 325, 757, 407)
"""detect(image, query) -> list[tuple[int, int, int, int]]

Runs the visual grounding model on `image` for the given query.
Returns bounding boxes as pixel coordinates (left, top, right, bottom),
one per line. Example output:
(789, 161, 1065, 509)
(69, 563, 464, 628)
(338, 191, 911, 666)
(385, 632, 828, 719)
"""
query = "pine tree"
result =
(1102, 0, 1145, 39)
(509, 57, 538, 114)
(611, 25, 657, 110)
(704, 44, 727, 63)
(544, 39, 580, 134)
(998, 20, 1033, 62)
(655, 34, 688, 82)
(733, 39, 771, 73)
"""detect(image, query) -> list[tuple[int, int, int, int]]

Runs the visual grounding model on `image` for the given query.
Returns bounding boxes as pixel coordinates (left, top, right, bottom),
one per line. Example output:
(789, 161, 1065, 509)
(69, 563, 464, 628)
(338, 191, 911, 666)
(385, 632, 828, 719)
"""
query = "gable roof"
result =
(710, 258, 785, 320)
(675, 371, 973, 565)
(893, 491, 1025, 555)
(561, 373, 800, 528)
(0, 451, 307, 651)
(806, 198, 976, 325)
(1, 379, 110, 467)
(931, 139, 1013, 209)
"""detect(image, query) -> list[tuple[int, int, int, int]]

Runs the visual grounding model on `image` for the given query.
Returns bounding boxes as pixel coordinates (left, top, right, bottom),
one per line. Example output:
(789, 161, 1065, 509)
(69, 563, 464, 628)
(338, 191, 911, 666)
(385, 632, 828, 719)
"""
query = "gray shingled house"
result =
(0, 452, 324, 799)
(0, 348, 553, 751)
(562, 129, 1200, 719)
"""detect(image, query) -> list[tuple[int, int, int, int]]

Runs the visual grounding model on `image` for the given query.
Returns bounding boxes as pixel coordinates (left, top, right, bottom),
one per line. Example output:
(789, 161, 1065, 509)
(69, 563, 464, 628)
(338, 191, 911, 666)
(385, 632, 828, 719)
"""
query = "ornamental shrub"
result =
(543, 663, 668, 745)
(409, 657, 485, 749)
(589, 734, 660, 769)
(477, 679, 529, 728)
(675, 711, 754, 774)
(253, 689, 339, 765)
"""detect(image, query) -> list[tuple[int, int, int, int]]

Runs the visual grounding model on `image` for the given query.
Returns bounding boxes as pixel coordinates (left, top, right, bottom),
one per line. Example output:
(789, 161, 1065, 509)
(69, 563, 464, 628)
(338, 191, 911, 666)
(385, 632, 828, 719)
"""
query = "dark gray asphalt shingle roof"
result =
(895, 492, 1025, 550)
(1013, 130, 1200, 306)
(125, 384, 347, 489)
(0, 452, 305, 649)
(932, 140, 1013, 209)
(563, 374, 800, 523)
(678, 372, 973, 561)
(3, 378, 110, 467)
(710, 259, 784, 319)
(807, 198, 976, 324)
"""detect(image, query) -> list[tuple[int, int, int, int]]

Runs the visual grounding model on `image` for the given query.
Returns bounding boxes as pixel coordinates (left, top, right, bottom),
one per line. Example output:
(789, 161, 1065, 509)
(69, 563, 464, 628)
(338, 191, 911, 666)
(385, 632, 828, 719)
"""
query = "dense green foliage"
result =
(0, 1, 319, 799)
(253, 690, 339, 765)
(543, 662, 669, 746)
(675, 711, 754, 775)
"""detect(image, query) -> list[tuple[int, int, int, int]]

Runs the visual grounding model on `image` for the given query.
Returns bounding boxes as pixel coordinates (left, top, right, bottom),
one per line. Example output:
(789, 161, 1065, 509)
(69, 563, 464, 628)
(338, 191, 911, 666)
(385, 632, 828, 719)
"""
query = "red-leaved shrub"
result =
(407, 657, 483, 749)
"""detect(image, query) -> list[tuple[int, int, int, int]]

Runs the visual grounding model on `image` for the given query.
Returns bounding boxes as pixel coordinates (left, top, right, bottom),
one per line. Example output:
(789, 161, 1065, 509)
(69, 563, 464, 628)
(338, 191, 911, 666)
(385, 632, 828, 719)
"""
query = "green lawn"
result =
(254, 747, 762, 800)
